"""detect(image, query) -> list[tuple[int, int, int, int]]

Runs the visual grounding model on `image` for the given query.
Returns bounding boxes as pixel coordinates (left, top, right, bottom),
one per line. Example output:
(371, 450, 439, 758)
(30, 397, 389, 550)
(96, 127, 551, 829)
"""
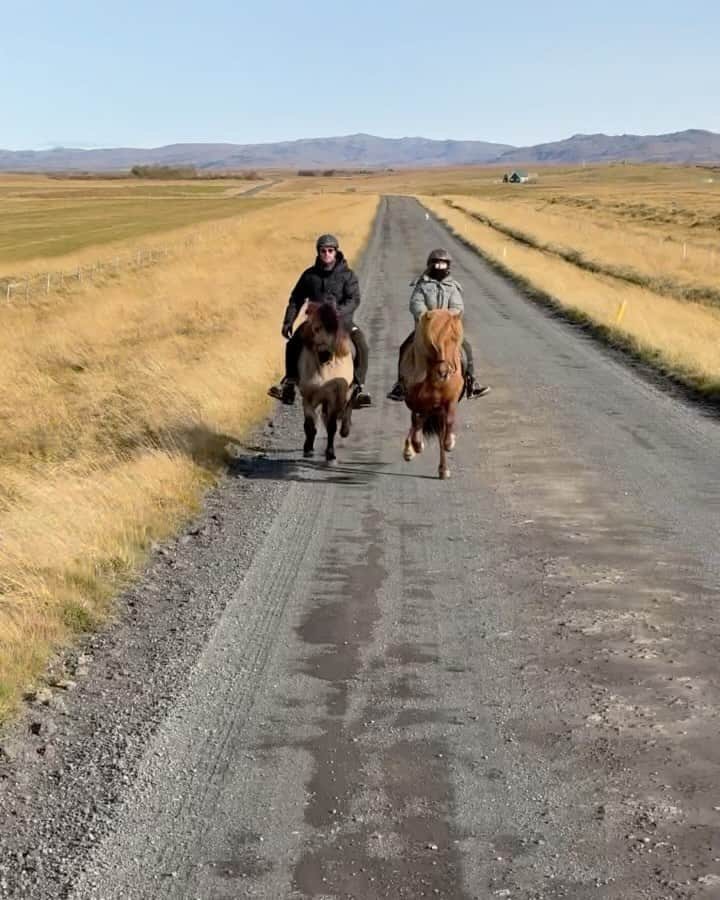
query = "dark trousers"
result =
(286, 323, 368, 384)
(397, 333, 475, 379)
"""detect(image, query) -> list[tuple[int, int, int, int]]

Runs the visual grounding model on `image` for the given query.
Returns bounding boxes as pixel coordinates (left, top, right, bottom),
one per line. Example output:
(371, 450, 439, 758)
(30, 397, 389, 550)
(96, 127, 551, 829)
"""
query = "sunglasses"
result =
(319, 246, 337, 254)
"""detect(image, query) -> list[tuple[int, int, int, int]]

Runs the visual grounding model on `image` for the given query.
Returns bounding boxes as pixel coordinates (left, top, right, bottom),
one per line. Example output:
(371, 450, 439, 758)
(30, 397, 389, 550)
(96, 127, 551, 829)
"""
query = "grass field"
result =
(0, 175, 276, 271)
(0, 189, 379, 720)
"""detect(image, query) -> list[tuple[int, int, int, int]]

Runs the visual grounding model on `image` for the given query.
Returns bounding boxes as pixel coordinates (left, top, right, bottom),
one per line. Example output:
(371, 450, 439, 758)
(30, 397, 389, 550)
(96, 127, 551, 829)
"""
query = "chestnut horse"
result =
(298, 298, 354, 463)
(398, 308, 464, 479)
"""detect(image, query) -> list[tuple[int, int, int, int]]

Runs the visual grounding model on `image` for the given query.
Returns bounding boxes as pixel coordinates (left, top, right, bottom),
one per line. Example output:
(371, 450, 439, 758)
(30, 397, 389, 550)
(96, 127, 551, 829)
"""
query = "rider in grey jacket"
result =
(387, 248, 490, 401)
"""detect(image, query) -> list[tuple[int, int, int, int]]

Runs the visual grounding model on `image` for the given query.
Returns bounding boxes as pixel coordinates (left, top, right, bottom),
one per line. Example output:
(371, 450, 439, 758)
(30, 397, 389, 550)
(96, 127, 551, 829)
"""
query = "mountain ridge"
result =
(1, 129, 719, 171)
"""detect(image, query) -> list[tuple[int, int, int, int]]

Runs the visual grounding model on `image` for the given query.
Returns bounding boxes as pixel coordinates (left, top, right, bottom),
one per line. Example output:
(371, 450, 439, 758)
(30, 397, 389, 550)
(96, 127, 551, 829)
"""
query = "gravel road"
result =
(1, 196, 718, 900)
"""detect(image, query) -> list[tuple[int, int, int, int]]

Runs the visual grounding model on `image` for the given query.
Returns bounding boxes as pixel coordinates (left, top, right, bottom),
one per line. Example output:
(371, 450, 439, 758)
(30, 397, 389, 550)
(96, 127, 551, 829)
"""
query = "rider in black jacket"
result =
(268, 233, 371, 408)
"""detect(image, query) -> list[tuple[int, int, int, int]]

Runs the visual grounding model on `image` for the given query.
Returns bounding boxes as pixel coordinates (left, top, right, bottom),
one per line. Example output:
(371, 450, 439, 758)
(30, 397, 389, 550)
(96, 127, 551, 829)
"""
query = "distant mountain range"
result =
(1, 130, 719, 172)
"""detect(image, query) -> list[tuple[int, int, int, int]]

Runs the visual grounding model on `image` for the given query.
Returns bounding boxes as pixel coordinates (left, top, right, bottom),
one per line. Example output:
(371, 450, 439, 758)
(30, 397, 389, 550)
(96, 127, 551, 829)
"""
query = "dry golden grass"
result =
(444, 193, 720, 305)
(0, 192, 379, 719)
(0, 174, 274, 272)
(274, 162, 720, 246)
(422, 196, 720, 397)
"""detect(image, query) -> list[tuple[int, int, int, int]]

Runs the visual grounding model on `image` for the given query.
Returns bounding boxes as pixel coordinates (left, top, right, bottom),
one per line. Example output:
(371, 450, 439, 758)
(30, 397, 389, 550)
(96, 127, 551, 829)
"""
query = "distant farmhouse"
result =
(502, 170, 530, 183)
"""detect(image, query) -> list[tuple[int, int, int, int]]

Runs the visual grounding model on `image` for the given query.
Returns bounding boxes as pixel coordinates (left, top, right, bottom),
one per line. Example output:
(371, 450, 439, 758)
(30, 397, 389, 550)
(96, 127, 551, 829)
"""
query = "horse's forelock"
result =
(313, 300, 341, 334)
(420, 310, 462, 356)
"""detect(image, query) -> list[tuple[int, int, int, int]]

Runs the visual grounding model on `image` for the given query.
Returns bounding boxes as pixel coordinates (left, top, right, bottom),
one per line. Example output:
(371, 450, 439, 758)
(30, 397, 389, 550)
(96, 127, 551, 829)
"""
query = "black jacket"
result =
(282, 251, 360, 330)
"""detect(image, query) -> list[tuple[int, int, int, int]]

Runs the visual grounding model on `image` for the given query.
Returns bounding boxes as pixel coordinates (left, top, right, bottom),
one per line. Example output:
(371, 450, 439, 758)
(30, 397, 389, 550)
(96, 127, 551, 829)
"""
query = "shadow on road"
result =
(229, 453, 439, 485)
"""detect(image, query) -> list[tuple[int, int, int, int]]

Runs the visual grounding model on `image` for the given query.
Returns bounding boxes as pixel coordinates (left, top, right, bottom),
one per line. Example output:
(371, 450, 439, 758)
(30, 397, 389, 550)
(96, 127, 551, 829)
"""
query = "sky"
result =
(2, 0, 719, 151)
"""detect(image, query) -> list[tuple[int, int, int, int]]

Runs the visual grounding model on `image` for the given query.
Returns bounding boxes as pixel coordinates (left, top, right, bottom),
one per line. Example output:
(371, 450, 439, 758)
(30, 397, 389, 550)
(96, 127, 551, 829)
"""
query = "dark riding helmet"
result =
(316, 233, 339, 251)
(426, 247, 452, 267)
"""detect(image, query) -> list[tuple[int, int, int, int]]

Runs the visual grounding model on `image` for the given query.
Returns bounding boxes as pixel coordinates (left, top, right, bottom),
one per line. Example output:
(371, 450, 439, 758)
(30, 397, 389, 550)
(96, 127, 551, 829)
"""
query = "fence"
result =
(1, 232, 209, 306)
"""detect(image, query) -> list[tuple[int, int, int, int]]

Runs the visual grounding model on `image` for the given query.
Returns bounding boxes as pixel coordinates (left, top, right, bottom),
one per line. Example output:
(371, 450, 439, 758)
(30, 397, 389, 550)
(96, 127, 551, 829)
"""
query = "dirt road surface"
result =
(1, 197, 719, 900)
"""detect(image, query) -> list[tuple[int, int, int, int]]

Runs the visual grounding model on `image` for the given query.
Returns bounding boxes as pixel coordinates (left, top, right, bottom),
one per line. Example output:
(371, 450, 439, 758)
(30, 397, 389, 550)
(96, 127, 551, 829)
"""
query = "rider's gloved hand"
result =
(281, 303, 295, 339)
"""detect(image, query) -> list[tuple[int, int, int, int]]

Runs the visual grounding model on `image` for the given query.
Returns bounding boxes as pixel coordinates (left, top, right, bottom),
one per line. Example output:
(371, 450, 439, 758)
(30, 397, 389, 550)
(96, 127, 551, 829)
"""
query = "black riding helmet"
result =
(316, 233, 340, 251)
(426, 247, 452, 267)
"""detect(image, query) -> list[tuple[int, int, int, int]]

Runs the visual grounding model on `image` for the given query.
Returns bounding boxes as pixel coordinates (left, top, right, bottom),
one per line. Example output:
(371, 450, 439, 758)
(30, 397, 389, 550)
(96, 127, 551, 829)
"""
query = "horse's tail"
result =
(422, 412, 444, 436)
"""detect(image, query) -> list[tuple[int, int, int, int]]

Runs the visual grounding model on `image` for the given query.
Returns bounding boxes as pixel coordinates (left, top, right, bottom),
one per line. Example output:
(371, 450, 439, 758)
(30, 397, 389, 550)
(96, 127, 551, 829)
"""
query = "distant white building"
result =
(504, 170, 530, 183)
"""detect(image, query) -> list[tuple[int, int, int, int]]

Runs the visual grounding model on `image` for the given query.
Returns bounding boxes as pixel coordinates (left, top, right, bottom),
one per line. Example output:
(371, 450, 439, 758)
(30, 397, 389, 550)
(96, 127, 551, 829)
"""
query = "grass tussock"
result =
(421, 196, 720, 401)
(0, 192, 379, 720)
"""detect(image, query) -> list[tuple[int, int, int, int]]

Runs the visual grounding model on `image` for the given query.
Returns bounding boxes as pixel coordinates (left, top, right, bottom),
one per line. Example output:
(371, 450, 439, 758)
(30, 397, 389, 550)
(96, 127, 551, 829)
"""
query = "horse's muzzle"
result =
(433, 362, 452, 382)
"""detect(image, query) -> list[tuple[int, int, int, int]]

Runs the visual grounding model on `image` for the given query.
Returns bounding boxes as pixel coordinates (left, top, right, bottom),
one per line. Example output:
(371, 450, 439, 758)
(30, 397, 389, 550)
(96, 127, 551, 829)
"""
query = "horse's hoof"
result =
(303, 449, 314, 458)
(439, 467, 451, 480)
(412, 440, 424, 454)
(340, 423, 350, 438)
(403, 444, 415, 462)
(445, 433, 456, 452)
(326, 456, 337, 467)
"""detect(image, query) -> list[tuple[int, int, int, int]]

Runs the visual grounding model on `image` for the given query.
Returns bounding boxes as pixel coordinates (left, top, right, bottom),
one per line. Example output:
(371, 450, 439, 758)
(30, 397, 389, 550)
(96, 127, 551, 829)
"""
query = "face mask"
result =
(430, 264, 449, 279)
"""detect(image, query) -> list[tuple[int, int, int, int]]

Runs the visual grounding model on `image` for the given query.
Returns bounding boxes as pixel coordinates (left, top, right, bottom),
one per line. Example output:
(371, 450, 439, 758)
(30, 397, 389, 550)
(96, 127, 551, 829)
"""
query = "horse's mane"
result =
(305, 297, 351, 357)
(418, 309, 463, 356)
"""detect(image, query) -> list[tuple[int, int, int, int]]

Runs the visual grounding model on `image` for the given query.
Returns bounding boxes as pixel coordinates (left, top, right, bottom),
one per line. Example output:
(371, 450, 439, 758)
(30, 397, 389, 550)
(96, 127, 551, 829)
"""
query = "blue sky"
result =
(2, 0, 718, 150)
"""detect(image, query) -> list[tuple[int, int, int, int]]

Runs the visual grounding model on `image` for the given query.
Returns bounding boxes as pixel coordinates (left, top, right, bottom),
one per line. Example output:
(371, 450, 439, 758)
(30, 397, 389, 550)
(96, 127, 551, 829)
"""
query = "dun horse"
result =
(298, 298, 354, 463)
(398, 308, 464, 479)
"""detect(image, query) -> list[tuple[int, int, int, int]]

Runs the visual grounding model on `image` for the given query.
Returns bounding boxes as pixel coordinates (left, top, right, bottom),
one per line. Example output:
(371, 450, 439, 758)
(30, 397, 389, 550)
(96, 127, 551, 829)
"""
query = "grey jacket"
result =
(409, 273, 464, 322)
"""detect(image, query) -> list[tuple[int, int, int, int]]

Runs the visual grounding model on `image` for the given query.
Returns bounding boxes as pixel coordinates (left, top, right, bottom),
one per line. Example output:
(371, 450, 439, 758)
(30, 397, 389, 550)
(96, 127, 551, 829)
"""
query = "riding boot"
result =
(461, 339, 490, 399)
(351, 382, 372, 408)
(387, 381, 405, 401)
(349, 327, 372, 408)
(267, 377, 296, 405)
(464, 372, 491, 399)
(268, 328, 304, 404)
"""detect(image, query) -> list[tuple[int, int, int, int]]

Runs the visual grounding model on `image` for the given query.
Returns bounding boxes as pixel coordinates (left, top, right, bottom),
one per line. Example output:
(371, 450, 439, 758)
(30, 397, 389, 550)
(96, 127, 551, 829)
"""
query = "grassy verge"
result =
(445, 198, 720, 308)
(0, 192, 379, 721)
(421, 196, 720, 404)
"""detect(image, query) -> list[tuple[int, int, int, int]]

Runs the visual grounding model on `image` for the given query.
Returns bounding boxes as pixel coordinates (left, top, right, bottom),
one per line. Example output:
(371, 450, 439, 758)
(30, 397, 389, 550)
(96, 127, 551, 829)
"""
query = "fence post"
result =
(46, 273, 51, 294)
(77, 267, 82, 282)
(25, 278, 30, 301)
(5, 283, 10, 303)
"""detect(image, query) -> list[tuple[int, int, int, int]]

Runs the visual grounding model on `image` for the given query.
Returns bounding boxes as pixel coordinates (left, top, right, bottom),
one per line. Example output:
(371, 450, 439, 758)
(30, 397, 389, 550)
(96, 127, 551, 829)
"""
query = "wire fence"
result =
(0, 233, 206, 306)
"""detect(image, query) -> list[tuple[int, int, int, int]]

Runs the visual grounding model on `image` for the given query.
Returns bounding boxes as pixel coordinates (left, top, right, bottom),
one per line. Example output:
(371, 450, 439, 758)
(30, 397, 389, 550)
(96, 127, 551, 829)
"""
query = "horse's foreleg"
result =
(411, 412, 424, 454)
(403, 426, 415, 462)
(438, 411, 450, 479)
(303, 402, 317, 457)
(325, 412, 338, 463)
(444, 402, 457, 452)
(340, 398, 352, 438)
(403, 412, 424, 462)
